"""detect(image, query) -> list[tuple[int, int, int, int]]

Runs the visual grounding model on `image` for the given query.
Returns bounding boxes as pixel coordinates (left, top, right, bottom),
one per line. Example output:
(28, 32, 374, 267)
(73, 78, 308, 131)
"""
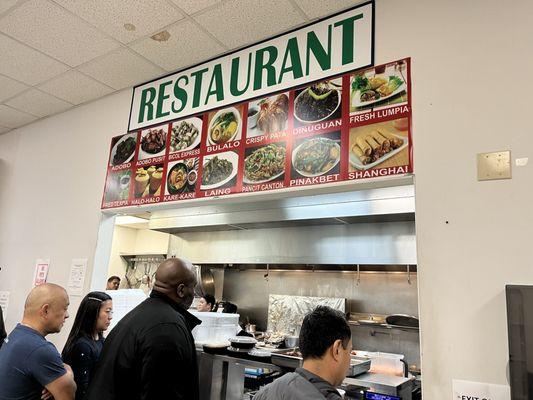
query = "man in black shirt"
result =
(86, 258, 201, 400)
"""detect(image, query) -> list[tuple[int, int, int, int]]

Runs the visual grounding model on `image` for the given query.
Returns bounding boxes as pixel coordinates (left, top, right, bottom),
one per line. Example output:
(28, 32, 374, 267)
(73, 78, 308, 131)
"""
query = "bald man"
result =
(0, 283, 76, 400)
(86, 258, 201, 400)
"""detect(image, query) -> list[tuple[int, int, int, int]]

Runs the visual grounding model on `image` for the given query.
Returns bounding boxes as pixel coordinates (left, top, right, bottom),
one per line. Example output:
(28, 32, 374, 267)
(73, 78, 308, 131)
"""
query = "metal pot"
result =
(285, 336, 299, 348)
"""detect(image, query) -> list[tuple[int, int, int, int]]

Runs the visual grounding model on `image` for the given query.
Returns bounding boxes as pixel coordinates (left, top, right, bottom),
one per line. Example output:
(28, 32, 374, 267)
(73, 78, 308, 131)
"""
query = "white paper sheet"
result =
(0, 291, 9, 322)
(67, 258, 87, 296)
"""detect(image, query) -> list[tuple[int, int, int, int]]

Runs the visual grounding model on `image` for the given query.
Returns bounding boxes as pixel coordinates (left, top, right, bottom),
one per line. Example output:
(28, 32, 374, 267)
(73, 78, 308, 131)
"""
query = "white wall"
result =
(0, 0, 532, 397)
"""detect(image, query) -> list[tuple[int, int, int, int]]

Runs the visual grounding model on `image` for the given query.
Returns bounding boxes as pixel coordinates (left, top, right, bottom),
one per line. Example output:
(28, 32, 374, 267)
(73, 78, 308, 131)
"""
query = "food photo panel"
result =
(133, 164, 164, 198)
(104, 169, 131, 203)
(243, 142, 287, 187)
(348, 117, 409, 172)
(246, 93, 289, 139)
(169, 117, 202, 155)
(108, 132, 137, 167)
(164, 158, 199, 201)
(205, 105, 244, 152)
(290, 131, 341, 184)
(199, 151, 239, 194)
(138, 125, 168, 161)
(293, 78, 342, 128)
(350, 59, 409, 115)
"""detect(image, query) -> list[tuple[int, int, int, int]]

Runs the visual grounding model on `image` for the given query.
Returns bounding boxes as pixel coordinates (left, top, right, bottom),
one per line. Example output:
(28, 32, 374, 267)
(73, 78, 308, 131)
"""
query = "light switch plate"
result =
(477, 150, 511, 181)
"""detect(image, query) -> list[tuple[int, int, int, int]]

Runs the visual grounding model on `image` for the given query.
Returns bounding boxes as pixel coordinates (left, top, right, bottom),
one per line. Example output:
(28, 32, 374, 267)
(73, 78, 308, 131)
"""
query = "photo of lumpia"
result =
(349, 118, 408, 170)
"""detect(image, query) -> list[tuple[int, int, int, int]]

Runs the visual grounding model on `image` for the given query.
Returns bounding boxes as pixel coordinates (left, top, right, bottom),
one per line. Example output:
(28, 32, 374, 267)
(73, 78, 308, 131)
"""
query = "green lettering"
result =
(333, 14, 363, 65)
(306, 26, 332, 75)
(253, 46, 278, 90)
(171, 75, 188, 114)
(190, 67, 209, 108)
(137, 87, 156, 124)
(205, 64, 224, 105)
(156, 80, 172, 118)
(278, 37, 303, 84)
(230, 53, 252, 97)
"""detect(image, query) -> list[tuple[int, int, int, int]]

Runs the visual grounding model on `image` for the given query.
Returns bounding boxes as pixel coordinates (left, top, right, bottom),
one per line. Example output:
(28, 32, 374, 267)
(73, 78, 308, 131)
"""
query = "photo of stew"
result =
(200, 151, 239, 190)
(166, 158, 198, 195)
(294, 79, 342, 125)
(207, 107, 242, 145)
(292, 135, 340, 178)
(110, 134, 136, 166)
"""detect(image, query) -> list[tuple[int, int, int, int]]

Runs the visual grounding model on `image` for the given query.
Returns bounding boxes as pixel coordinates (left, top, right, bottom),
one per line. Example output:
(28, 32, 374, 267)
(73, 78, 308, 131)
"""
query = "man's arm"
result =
(44, 364, 76, 400)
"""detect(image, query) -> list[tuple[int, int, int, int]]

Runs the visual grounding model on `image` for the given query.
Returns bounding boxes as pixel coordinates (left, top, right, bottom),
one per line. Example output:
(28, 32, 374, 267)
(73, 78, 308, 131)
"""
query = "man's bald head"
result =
(153, 258, 196, 309)
(22, 283, 70, 336)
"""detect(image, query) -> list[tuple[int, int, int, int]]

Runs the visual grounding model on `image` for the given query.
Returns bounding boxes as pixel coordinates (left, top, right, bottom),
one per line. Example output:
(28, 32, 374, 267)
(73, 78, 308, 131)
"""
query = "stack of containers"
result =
(190, 311, 240, 345)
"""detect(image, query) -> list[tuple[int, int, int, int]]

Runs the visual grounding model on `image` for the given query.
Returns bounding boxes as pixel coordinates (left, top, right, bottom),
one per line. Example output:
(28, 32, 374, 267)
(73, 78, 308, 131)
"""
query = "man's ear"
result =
(40, 303, 50, 318)
(331, 339, 343, 361)
(176, 283, 185, 298)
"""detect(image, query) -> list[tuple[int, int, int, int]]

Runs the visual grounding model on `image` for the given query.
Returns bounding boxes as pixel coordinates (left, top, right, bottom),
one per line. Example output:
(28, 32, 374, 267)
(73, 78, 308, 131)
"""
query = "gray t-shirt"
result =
(254, 368, 342, 400)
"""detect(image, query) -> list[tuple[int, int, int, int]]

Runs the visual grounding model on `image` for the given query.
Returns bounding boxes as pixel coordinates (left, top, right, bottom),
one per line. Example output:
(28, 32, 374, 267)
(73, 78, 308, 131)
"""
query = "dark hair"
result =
(299, 306, 351, 360)
(202, 294, 216, 310)
(62, 291, 112, 362)
(107, 276, 120, 283)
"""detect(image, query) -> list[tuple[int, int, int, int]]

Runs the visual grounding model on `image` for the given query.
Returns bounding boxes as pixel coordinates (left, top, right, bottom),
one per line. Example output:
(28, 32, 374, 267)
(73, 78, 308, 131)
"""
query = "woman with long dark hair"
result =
(62, 291, 113, 400)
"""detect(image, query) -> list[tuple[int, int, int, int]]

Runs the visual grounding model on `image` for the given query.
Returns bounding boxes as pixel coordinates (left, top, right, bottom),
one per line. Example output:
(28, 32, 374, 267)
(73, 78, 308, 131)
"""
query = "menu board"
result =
(102, 58, 412, 209)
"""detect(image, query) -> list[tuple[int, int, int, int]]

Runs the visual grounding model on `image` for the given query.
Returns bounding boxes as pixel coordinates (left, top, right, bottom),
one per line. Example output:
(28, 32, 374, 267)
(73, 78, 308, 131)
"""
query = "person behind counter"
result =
(196, 294, 216, 312)
(254, 306, 352, 400)
(0, 283, 76, 400)
(61, 291, 113, 400)
(85, 258, 201, 400)
(105, 276, 121, 290)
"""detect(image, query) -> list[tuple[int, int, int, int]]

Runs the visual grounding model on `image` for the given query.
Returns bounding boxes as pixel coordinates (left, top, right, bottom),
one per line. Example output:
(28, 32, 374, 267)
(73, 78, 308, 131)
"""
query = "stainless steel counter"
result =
(198, 350, 415, 400)
(197, 351, 283, 400)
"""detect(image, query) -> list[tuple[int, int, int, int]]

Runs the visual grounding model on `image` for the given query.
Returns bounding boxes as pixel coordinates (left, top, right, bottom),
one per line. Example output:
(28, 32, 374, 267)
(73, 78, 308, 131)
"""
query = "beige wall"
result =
(107, 226, 170, 283)
(0, 0, 532, 397)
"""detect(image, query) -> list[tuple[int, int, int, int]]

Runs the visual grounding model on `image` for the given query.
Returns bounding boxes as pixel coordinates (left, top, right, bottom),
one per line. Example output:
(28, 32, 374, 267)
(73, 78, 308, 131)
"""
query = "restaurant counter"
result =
(197, 349, 415, 400)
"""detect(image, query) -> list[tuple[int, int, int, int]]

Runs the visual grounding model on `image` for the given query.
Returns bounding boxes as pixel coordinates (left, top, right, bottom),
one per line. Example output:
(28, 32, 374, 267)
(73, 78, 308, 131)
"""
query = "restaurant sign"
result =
(128, 2, 374, 131)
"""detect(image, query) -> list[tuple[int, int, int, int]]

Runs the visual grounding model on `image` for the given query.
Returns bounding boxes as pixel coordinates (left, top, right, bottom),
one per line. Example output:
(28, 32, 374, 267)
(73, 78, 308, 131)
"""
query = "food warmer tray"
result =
(271, 349, 371, 376)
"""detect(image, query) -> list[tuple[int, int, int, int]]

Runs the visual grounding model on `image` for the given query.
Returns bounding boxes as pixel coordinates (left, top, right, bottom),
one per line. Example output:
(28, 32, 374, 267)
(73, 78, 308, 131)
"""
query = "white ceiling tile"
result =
(130, 19, 225, 71)
(194, 0, 305, 48)
(170, 0, 222, 15)
(292, 0, 359, 20)
(78, 48, 165, 90)
(53, 0, 184, 44)
(0, 125, 12, 135)
(0, 104, 38, 128)
(0, 33, 69, 85)
(39, 70, 113, 105)
(0, 74, 29, 102)
(0, 0, 120, 67)
(6, 88, 73, 118)
(0, 0, 19, 15)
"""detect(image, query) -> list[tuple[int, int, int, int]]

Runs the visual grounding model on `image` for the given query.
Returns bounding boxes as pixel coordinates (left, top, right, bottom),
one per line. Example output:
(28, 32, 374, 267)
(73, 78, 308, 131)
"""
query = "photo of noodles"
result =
(349, 118, 409, 170)
(244, 144, 286, 183)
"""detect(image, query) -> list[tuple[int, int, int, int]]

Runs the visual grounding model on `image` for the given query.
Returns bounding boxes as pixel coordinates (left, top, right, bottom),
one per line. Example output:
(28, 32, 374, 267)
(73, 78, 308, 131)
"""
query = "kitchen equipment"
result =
(347, 357, 372, 377)
(191, 311, 240, 345)
(202, 343, 228, 355)
(194, 265, 215, 297)
(385, 314, 419, 328)
(229, 336, 257, 350)
(284, 336, 299, 348)
(271, 348, 302, 369)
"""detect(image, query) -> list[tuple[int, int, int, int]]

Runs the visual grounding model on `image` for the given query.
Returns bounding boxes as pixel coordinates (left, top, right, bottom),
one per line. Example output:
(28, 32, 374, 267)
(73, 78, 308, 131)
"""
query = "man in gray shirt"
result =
(254, 306, 352, 400)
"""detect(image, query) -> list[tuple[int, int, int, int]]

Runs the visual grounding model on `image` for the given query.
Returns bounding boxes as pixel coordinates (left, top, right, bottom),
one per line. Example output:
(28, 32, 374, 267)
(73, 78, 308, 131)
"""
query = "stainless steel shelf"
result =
(348, 321, 419, 332)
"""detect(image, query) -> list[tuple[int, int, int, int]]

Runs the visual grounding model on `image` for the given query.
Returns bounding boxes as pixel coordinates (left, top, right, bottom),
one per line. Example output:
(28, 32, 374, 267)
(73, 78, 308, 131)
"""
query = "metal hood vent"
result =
(148, 185, 415, 234)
